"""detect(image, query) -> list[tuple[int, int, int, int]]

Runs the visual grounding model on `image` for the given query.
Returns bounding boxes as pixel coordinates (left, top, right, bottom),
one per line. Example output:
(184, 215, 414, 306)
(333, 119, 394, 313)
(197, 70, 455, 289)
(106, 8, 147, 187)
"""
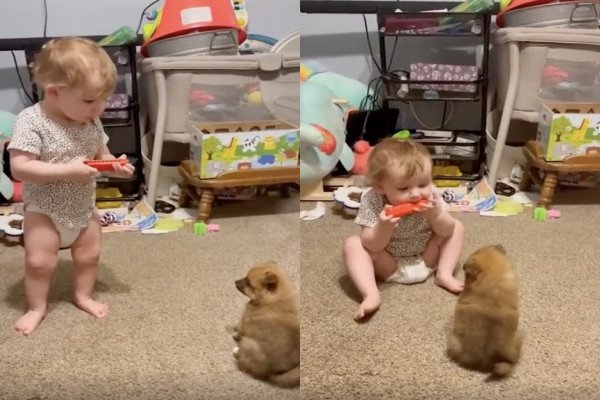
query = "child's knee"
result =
(343, 235, 363, 255)
(453, 219, 465, 239)
(72, 242, 101, 266)
(26, 252, 58, 274)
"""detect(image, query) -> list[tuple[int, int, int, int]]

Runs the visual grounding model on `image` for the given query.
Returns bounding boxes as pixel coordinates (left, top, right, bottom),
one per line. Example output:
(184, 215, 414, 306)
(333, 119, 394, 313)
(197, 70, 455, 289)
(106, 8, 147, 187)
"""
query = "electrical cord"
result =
(362, 14, 381, 74)
(43, 0, 48, 37)
(409, 101, 454, 130)
(11, 51, 34, 104)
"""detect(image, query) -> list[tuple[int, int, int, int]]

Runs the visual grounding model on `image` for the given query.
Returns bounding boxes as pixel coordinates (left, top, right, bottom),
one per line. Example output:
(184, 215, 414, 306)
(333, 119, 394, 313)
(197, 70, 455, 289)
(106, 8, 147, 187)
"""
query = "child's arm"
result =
(10, 150, 97, 184)
(425, 208, 456, 238)
(420, 192, 456, 237)
(360, 209, 400, 253)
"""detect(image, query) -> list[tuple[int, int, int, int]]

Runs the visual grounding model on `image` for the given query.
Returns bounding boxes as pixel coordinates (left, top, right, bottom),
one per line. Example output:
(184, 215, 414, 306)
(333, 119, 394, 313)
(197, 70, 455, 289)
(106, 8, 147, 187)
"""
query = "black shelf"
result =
(377, 10, 491, 183)
(379, 11, 489, 37)
(299, 1, 500, 15)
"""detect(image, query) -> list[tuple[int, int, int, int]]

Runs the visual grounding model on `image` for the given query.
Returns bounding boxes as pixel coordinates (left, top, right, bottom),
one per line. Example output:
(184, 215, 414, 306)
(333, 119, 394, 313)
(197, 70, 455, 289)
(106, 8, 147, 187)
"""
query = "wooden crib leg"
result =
(539, 171, 558, 209)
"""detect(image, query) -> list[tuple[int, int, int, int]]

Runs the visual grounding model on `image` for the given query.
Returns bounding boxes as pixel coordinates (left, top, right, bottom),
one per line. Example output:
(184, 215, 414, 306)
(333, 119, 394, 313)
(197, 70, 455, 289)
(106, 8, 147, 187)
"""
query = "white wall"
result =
(0, 0, 300, 114)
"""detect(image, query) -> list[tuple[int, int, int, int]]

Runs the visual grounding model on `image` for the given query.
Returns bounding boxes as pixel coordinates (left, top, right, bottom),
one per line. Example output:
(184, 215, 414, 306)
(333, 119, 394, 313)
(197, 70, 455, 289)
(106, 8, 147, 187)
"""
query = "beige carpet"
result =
(301, 190, 600, 400)
(0, 195, 299, 400)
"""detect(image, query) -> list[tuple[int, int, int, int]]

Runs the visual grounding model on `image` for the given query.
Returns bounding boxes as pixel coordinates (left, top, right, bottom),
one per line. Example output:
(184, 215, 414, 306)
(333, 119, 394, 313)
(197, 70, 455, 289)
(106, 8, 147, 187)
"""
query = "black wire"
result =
(362, 14, 381, 74)
(42, 0, 48, 37)
(136, 0, 161, 34)
(440, 101, 448, 130)
(11, 51, 34, 104)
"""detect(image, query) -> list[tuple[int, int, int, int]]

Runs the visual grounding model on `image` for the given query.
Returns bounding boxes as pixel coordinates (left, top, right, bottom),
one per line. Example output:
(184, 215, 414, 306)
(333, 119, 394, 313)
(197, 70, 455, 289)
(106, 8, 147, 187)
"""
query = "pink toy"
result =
(352, 140, 373, 175)
(207, 223, 220, 233)
(548, 209, 561, 220)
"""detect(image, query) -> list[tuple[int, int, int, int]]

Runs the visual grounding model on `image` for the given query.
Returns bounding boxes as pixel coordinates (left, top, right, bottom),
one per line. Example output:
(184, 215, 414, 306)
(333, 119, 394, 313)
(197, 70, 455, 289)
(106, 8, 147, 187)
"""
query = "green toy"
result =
(193, 221, 208, 235)
(393, 130, 411, 140)
(533, 207, 548, 221)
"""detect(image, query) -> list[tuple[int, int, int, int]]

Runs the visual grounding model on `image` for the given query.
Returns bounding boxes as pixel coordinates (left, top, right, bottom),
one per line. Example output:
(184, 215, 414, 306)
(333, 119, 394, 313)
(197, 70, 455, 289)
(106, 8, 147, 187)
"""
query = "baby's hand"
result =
(110, 155, 135, 178)
(379, 206, 402, 225)
(66, 159, 99, 183)
(416, 192, 443, 218)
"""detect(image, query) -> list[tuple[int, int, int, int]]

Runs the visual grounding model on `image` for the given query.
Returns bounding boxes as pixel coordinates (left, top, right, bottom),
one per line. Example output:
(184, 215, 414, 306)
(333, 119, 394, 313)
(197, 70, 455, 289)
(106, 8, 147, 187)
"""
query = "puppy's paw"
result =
(233, 346, 240, 358)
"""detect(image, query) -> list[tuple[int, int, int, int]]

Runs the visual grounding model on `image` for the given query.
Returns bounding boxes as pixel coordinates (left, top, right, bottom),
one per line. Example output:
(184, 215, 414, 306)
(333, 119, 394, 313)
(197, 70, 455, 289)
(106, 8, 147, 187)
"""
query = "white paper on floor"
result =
(171, 207, 197, 220)
(300, 201, 326, 221)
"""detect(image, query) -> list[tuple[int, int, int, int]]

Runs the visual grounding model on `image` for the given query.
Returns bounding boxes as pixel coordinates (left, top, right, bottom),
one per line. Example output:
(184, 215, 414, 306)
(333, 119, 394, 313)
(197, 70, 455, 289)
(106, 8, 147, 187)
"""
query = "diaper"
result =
(386, 259, 433, 285)
(26, 205, 82, 248)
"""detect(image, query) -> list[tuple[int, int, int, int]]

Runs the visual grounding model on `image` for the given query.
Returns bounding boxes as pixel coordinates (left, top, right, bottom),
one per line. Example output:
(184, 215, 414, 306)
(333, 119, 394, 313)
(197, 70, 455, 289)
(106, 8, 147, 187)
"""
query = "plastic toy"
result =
(333, 186, 364, 216)
(193, 221, 208, 235)
(533, 207, 548, 221)
(385, 198, 430, 218)
(393, 130, 411, 140)
(140, 0, 247, 57)
(0, 213, 23, 245)
(207, 223, 220, 233)
(548, 208, 561, 220)
(84, 159, 128, 172)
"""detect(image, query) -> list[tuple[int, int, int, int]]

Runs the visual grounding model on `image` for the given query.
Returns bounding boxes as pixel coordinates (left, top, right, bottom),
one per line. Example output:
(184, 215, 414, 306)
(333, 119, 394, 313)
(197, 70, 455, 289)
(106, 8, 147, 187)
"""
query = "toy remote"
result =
(84, 159, 128, 172)
(385, 198, 430, 218)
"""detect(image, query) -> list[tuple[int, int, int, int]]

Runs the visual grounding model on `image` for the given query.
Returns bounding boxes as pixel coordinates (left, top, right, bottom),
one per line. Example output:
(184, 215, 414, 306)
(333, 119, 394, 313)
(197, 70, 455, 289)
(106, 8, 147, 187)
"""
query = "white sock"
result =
(386, 260, 433, 285)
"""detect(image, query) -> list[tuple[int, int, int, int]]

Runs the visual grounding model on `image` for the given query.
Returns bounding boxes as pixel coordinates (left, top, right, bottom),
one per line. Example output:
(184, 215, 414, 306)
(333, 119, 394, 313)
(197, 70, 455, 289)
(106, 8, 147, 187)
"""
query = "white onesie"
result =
(7, 103, 108, 248)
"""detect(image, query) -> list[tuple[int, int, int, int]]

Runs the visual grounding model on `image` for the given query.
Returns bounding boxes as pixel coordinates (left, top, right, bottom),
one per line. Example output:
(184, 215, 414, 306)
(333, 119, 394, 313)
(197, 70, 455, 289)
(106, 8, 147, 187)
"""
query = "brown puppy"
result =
(233, 261, 300, 388)
(447, 245, 522, 379)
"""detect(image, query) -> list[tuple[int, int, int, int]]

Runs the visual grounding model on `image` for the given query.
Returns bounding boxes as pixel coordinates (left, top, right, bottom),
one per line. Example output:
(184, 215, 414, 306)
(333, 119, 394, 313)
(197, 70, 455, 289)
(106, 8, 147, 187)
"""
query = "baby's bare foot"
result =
(435, 274, 464, 294)
(354, 294, 381, 321)
(14, 310, 46, 336)
(75, 297, 108, 318)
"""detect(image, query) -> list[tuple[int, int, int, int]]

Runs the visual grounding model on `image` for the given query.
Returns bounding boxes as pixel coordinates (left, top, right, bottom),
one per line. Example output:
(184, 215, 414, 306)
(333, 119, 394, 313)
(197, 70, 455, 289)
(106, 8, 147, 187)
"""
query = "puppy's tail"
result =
(492, 362, 514, 378)
(269, 365, 300, 388)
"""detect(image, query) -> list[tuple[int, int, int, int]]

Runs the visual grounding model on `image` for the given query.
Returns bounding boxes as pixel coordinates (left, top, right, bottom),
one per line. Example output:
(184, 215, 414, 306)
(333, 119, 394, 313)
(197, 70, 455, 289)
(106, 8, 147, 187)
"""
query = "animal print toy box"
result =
(189, 120, 300, 179)
(537, 103, 600, 161)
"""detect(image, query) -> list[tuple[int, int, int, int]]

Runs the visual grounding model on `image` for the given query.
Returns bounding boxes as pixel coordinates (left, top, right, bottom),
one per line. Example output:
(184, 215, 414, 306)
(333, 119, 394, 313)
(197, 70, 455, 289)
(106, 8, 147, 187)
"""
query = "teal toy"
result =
(299, 61, 373, 186)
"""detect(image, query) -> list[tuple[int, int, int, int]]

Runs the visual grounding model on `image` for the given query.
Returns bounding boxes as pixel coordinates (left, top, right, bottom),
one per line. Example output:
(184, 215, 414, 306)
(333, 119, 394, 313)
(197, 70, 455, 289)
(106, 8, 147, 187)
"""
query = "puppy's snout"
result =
(235, 278, 246, 293)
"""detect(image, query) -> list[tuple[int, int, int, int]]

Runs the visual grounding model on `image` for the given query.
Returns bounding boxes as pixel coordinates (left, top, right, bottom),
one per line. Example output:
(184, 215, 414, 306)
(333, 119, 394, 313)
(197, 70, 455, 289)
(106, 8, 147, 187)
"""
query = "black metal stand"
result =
(376, 11, 491, 182)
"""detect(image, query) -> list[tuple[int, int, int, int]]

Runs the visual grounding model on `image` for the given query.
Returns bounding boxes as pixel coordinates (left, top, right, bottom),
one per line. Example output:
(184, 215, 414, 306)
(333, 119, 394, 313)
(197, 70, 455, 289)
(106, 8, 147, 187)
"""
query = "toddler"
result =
(344, 138, 465, 320)
(8, 37, 134, 335)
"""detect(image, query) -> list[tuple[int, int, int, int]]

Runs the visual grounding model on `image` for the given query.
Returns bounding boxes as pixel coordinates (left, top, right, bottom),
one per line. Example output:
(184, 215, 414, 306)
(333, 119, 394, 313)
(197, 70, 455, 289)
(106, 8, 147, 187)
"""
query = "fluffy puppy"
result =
(447, 245, 522, 379)
(233, 261, 300, 388)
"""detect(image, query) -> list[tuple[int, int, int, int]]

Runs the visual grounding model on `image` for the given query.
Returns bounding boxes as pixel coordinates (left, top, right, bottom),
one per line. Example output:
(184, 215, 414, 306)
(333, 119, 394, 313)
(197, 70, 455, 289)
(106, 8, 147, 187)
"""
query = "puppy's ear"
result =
(263, 272, 279, 292)
(463, 259, 481, 279)
(493, 244, 507, 254)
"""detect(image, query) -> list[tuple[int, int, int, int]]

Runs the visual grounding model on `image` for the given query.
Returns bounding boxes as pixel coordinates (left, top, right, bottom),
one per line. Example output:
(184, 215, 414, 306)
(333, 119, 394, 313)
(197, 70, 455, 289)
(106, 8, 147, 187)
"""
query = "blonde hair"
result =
(366, 137, 432, 186)
(33, 37, 116, 96)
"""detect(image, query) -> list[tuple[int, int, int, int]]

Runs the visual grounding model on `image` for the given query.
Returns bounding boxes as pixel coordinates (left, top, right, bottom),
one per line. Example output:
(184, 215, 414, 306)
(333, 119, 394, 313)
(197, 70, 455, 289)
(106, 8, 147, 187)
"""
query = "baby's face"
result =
(375, 163, 433, 205)
(50, 72, 111, 125)
(55, 86, 109, 125)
